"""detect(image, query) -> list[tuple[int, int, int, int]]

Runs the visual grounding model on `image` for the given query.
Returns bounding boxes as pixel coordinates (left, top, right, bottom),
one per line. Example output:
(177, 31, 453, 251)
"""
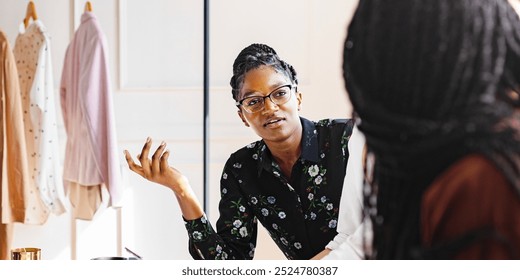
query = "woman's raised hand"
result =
(124, 137, 189, 195)
(124, 137, 204, 220)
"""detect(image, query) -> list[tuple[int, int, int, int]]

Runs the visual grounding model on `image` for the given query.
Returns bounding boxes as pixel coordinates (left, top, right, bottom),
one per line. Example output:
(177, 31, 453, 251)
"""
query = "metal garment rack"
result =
(203, 0, 210, 214)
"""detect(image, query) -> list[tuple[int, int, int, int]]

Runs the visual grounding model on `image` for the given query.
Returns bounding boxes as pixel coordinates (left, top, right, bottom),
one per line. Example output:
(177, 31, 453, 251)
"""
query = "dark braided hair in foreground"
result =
(343, 0, 520, 259)
(230, 43, 298, 102)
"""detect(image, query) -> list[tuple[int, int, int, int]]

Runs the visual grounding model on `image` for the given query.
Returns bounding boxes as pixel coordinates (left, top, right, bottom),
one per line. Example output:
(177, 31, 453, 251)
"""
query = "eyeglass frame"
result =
(235, 84, 297, 113)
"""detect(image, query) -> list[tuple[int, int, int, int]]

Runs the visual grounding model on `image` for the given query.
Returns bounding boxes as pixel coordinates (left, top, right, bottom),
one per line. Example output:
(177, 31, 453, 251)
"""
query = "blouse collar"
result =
(257, 117, 319, 176)
(81, 11, 96, 24)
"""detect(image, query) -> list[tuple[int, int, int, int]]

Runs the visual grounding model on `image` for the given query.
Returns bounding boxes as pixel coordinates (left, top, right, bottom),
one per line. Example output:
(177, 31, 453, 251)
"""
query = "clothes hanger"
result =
(23, 1, 38, 28)
(85, 1, 93, 12)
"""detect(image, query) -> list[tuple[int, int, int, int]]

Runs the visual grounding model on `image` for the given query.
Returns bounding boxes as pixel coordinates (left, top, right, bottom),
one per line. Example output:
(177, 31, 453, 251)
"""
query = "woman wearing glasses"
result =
(124, 43, 356, 260)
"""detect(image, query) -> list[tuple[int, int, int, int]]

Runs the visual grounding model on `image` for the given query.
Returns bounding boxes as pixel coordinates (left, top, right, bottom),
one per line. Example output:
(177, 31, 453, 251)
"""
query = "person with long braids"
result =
(342, 0, 520, 259)
(124, 43, 357, 259)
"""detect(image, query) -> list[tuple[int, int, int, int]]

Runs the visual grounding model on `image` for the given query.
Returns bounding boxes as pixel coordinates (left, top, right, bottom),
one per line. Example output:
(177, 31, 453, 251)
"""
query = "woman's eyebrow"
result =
(241, 90, 260, 98)
(241, 84, 287, 98)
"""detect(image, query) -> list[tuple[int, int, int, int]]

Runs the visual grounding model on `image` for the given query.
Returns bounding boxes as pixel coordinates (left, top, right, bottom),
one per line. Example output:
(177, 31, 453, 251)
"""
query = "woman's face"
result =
(237, 65, 303, 144)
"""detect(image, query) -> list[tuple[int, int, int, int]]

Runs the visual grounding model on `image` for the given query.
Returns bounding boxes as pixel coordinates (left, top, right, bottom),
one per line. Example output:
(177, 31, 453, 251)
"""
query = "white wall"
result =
(0, 0, 357, 260)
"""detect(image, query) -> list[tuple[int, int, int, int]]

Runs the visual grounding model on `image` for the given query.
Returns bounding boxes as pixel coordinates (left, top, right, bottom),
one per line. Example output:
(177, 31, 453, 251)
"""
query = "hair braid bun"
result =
(230, 43, 297, 101)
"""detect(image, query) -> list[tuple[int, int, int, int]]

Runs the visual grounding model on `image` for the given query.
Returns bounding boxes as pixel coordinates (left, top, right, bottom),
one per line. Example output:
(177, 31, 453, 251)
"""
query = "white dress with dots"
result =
(13, 20, 66, 225)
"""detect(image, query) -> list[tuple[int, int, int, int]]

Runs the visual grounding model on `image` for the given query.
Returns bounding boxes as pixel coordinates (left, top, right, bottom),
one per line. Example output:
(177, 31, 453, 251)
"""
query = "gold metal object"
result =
(11, 248, 41, 260)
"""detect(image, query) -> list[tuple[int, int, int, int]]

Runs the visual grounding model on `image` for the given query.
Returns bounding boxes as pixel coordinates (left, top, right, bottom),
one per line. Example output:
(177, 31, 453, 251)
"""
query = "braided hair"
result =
(230, 43, 298, 102)
(343, 0, 520, 259)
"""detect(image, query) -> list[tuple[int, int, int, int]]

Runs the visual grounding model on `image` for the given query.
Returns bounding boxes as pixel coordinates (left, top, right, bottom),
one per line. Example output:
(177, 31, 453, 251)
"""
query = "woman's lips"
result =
(264, 117, 286, 127)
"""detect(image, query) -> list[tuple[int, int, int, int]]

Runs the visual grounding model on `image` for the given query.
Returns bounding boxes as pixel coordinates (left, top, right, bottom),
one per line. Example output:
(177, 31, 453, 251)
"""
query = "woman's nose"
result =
(262, 97, 279, 113)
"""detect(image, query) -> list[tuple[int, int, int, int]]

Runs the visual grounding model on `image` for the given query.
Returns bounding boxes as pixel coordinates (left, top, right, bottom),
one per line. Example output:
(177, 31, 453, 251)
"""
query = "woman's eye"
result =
(273, 90, 288, 98)
(247, 98, 261, 106)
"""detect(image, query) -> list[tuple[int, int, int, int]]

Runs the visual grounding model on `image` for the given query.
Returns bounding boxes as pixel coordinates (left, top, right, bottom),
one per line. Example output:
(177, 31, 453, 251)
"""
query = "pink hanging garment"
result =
(60, 12, 122, 219)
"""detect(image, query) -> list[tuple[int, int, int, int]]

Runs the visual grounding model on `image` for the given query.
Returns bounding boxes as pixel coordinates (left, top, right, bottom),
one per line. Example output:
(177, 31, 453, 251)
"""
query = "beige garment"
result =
(0, 29, 32, 259)
(0, 222, 12, 260)
(68, 182, 107, 221)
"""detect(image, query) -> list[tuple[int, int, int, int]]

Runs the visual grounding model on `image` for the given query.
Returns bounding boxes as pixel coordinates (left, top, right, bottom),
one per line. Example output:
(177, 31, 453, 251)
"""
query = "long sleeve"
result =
(0, 29, 32, 259)
(323, 125, 366, 259)
(79, 31, 121, 206)
(0, 30, 31, 224)
(61, 12, 122, 207)
(184, 157, 258, 260)
(13, 21, 66, 224)
(29, 28, 66, 215)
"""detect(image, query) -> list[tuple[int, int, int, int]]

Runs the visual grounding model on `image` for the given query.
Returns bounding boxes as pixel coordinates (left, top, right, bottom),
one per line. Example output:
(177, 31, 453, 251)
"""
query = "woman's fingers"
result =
(139, 137, 153, 176)
(152, 141, 166, 174)
(125, 138, 178, 188)
(124, 150, 145, 177)
(160, 149, 170, 173)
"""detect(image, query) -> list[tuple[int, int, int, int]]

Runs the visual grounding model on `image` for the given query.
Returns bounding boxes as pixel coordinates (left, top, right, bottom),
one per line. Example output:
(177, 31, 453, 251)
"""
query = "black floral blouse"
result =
(184, 117, 354, 260)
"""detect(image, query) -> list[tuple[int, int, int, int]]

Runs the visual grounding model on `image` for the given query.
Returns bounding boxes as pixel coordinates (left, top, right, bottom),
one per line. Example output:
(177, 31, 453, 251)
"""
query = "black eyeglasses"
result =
(236, 84, 295, 114)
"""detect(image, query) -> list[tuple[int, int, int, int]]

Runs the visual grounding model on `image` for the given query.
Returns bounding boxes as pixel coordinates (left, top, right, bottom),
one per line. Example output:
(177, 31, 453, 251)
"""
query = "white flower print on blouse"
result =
(193, 231, 203, 240)
(233, 220, 242, 228)
(239, 227, 248, 237)
(308, 165, 319, 177)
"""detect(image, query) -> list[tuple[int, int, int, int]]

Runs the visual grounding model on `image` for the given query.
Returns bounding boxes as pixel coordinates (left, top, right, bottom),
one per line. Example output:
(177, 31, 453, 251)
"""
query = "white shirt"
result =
(14, 20, 66, 223)
(323, 125, 371, 259)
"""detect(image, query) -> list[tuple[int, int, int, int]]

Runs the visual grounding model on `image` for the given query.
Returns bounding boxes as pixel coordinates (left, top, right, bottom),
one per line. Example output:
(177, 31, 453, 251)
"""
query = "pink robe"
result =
(60, 12, 122, 211)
